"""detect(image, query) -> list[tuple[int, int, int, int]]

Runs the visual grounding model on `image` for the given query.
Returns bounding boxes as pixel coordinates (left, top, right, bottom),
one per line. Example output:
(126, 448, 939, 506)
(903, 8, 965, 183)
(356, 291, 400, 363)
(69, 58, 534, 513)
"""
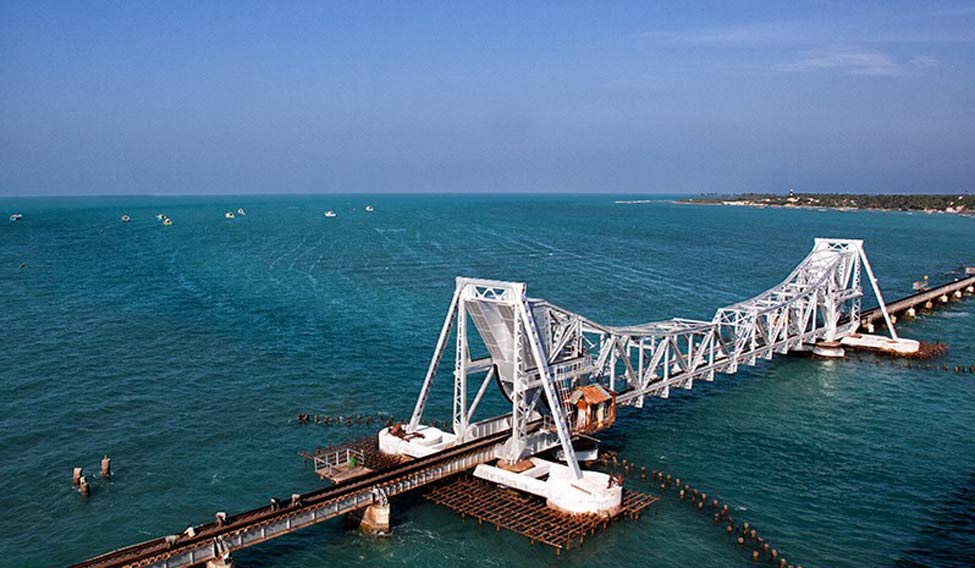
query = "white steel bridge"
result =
(72, 238, 928, 568)
(407, 238, 900, 480)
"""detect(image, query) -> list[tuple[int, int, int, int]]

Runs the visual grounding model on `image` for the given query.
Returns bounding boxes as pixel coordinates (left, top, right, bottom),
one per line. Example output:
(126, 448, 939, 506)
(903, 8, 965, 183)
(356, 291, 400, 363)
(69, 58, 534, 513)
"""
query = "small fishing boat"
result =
(365, 205, 375, 212)
(236, 208, 246, 216)
(9, 213, 23, 221)
(162, 217, 173, 226)
(156, 213, 165, 220)
(121, 215, 130, 223)
(225, 212, 235, 219)
(324, 210, 337, 218)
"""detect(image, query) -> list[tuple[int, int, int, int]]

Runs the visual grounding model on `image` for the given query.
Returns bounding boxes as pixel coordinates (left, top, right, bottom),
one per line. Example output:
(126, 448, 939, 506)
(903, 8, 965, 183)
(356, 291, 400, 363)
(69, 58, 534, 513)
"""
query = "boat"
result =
(237, 208, 246, 216)
(365, 205, 375, 212)
(162, 217, 173, 226)
(156, 213, 165, 220)
(324, 210, 337, 218)
(9, 213, 23, 221)
(121, 215, 130, 223)
(225, 212, 235, 219)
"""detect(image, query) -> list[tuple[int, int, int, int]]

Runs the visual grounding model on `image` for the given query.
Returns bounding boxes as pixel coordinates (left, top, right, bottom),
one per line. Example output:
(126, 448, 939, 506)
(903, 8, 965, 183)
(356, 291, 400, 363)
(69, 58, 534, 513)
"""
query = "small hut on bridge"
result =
(569, 384, 616, 433)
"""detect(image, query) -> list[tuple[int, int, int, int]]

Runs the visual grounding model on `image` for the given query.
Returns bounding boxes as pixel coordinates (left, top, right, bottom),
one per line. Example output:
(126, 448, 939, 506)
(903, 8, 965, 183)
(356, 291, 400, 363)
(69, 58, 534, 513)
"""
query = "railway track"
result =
(71, 429, 512, 568)
(860, 274, 975, 324)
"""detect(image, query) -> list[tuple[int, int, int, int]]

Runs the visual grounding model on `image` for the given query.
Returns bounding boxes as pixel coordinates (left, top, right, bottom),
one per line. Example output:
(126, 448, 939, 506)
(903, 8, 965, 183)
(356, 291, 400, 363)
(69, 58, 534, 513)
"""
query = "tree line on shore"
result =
(685, 192, 970, 212)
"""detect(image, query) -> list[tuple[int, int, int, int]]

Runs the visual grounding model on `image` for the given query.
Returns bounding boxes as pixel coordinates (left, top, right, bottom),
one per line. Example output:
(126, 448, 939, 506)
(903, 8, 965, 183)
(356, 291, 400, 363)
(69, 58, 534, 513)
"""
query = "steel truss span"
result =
(407, 238, 897, 481)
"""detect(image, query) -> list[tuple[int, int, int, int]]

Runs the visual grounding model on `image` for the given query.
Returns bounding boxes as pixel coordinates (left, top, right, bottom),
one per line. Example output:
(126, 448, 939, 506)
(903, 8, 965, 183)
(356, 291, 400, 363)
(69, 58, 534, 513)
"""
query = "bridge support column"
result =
(925, 300, 934, 309)
(953, 290, 963, 299)
(939, 294, 949, 303)
(206, 556, 233, 568)
(906, 307, 916, 318)
(358, 502, 390, 535)
(813, 341, 845, 358)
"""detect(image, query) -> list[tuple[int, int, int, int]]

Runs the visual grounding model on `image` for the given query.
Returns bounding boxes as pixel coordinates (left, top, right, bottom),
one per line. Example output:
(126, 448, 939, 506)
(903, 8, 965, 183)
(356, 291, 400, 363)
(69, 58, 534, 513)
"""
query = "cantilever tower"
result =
(405, 238, 899, 482)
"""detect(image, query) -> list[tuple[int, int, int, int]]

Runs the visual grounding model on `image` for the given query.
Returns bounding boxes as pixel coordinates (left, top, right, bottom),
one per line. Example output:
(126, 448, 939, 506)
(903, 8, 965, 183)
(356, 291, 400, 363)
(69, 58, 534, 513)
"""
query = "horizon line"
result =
(0, 189, 968, 199)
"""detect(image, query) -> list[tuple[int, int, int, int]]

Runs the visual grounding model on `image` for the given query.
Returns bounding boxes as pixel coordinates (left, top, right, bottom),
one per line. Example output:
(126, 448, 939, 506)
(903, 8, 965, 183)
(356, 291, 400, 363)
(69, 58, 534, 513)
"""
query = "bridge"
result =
(74, 238, 969, 567)
(402, 238, 902, 482)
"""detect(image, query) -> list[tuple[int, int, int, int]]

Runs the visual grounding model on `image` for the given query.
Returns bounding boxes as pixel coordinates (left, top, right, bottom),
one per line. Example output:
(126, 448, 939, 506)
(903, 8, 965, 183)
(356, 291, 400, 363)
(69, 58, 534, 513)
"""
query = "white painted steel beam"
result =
(404, 239, 896, 484)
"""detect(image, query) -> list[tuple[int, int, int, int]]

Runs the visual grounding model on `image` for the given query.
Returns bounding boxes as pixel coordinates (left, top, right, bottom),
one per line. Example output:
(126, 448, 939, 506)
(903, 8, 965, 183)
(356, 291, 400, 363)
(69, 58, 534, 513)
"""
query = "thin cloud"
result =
(909, 55, 942, 68)
(776, 47, 904, 76)
(638, 19, 975, 47)
(639, 21, 818, 46)
(931, 5, 975, 16)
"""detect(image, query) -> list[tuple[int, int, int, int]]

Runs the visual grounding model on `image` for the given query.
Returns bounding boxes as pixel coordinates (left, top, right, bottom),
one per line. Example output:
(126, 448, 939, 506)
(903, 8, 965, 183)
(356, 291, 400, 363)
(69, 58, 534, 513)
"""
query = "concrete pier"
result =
(357, 502, 391, 535)
(812, 341, 845, 358)
(860, 274, 975, 327)
(840, 334, 920, 355)
(205, 557, 233, 568)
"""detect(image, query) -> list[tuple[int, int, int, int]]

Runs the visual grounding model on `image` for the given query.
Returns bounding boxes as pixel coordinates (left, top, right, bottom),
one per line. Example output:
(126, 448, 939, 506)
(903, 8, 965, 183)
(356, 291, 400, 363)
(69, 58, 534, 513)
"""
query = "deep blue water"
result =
(1, 194, 973, 567)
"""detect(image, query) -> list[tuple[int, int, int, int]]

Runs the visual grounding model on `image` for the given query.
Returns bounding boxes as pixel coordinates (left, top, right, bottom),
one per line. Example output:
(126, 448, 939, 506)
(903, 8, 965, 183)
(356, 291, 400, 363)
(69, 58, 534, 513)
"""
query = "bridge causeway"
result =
(71, 428, 510, 568)
(860, 273, 975, 326)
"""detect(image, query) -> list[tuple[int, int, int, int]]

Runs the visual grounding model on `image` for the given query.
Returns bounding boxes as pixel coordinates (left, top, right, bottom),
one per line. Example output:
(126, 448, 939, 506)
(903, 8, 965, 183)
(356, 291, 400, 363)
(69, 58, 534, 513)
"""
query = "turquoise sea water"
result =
(1, 194, 974, 568)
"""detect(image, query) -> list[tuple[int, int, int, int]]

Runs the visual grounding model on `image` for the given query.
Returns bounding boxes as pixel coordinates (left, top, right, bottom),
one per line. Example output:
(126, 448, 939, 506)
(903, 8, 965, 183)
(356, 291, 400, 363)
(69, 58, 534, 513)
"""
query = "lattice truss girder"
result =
(406, 239, 896, 481)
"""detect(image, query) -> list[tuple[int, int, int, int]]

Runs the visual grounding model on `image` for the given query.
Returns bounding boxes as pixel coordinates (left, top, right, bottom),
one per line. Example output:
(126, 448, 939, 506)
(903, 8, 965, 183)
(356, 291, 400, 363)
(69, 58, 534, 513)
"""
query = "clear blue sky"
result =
(2, 1, 973, 195)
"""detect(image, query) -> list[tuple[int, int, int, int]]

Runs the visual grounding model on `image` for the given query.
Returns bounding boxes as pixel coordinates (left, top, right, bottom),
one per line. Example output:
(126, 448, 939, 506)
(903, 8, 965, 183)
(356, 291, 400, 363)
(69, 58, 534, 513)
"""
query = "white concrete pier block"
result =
(358, 502, 390, 535)
(546, 467, 622, 517)
(206, 556, 233, 568)
(812, 341, 845, 358)
(474, 458, 622, 517)
(840, 334, 920, 355)
(378, 424, 456, 458)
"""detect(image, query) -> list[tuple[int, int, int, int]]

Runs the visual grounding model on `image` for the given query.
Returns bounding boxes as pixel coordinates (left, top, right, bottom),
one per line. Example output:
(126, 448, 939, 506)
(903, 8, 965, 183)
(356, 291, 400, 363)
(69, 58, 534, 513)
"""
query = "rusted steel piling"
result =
(642, 465, 803, 568)
(423, 475, 657, 554)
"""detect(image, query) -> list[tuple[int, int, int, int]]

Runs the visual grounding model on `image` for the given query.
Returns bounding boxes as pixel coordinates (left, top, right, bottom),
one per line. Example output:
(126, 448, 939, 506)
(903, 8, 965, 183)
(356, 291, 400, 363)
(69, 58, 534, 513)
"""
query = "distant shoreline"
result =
(670, 193, 975, 217)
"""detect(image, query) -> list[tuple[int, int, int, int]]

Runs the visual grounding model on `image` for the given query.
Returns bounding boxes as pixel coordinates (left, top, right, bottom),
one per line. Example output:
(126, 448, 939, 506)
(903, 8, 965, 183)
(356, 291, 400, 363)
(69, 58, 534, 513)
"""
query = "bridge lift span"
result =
(387, 238, 906, 512)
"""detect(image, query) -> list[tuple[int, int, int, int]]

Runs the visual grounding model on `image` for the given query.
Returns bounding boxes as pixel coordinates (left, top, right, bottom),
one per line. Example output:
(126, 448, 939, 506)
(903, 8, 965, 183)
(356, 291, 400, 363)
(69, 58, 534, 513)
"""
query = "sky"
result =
(1, 1, 974, 196)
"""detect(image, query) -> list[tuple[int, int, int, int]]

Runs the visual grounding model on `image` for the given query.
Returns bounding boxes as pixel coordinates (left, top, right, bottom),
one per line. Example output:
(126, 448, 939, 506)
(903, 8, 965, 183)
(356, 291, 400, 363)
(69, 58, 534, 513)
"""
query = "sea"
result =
(1, 194, 973, 568)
